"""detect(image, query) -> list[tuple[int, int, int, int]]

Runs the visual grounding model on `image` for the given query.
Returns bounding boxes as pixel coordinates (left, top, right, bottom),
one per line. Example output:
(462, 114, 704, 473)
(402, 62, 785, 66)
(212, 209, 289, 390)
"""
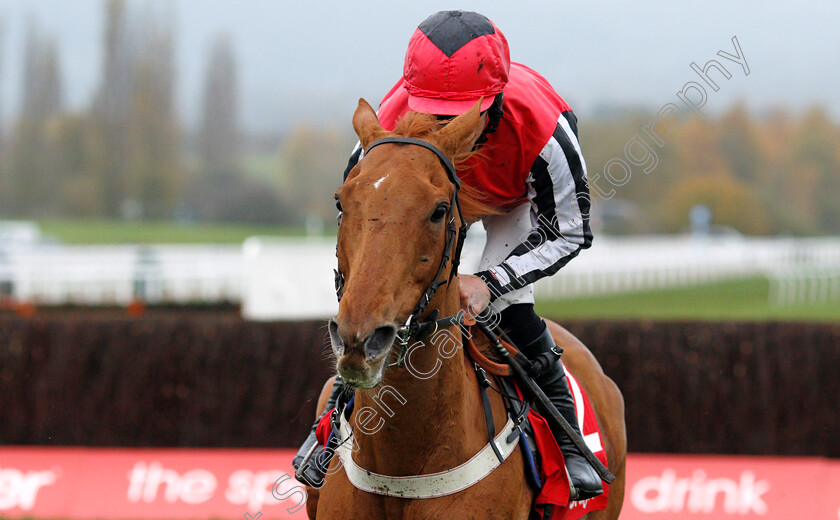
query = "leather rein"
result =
(334, 136, 469, 361)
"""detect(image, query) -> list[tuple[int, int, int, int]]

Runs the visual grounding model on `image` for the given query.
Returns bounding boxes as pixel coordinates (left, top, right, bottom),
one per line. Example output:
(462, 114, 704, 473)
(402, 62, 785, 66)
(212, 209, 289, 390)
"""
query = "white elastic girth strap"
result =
(334, 413, 520, 499)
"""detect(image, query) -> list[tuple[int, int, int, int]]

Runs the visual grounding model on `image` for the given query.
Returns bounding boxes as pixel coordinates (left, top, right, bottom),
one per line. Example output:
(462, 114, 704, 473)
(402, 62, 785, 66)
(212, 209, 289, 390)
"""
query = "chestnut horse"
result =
(306, 99, 626, 519)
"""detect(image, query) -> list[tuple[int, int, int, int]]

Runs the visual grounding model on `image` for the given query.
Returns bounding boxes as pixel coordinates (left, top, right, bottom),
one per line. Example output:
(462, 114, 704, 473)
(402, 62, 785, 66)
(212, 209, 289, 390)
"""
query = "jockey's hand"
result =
(459, 274, 491, 317)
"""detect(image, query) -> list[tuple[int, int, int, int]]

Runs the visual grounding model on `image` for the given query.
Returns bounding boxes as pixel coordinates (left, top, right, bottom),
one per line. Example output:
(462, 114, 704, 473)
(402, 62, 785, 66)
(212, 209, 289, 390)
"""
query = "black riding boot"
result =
(292, 376, 346, 487)
(525, 326, 604, 501)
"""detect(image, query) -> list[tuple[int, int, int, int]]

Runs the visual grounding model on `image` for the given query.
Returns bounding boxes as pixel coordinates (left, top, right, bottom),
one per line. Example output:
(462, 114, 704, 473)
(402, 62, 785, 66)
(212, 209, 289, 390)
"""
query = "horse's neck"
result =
(351, 287, 488, 476)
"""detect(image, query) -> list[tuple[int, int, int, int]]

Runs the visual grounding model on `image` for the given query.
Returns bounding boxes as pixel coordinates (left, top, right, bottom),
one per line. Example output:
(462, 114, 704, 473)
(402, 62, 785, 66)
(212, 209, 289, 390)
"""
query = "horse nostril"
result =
(328, 319, 344, 356)
(365, 325, 397, 360)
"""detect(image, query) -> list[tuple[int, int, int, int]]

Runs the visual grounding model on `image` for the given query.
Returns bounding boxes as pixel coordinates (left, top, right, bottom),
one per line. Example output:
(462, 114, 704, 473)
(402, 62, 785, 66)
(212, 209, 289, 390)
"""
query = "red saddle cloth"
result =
(520, 363, 610, 520)
(315, 410, 334, 447)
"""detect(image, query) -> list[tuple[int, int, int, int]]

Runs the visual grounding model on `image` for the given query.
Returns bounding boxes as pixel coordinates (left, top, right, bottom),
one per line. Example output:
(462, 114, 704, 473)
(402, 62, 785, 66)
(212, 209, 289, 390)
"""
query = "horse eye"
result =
(335, 198, 342, 212)
(430, 204, 448, 223)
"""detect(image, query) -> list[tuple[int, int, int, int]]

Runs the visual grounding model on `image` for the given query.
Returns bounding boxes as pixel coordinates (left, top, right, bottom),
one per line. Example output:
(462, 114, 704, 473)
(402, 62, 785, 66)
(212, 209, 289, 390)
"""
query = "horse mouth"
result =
(336, 353, 390, 388)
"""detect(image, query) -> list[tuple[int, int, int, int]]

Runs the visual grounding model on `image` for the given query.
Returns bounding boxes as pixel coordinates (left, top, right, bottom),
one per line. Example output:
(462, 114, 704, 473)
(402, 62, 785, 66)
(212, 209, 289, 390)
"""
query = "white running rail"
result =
(1, 234, 839, 317)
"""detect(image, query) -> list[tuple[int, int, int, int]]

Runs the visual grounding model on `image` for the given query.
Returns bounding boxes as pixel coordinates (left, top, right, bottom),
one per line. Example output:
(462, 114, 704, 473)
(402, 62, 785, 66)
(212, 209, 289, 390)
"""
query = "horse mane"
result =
(393, 111, 501, 222)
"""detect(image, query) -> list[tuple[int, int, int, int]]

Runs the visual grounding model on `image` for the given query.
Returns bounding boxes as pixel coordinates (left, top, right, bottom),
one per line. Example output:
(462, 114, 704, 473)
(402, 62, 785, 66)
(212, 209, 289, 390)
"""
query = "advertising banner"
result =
(1, 448, 837, 519)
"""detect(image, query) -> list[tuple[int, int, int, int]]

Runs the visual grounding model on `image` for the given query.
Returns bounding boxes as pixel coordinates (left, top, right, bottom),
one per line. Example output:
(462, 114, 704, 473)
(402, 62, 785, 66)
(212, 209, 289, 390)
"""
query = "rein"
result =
(334, 136, 469, 362)
(464, 330, 517, 377)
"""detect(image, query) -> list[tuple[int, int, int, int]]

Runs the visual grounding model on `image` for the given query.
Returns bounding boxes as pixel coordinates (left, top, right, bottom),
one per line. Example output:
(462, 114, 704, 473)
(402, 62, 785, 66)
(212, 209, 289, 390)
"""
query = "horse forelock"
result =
(390, 111, 501, 223)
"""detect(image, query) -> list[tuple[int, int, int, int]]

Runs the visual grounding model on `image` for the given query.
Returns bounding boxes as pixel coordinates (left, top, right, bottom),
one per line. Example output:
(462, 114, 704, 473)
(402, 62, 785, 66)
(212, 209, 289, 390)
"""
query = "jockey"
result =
(294, 10, 601, 501)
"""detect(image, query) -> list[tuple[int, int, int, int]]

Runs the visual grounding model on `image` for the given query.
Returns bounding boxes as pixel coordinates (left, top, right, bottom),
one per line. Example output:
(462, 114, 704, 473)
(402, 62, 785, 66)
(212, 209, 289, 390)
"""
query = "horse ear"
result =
(352, 98, 386, 150)
(435, 99, 484, 158)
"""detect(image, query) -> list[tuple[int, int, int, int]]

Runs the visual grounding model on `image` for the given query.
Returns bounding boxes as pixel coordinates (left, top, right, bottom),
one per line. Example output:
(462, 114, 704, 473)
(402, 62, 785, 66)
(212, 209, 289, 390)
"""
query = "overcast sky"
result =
(1, 0, 839, 132)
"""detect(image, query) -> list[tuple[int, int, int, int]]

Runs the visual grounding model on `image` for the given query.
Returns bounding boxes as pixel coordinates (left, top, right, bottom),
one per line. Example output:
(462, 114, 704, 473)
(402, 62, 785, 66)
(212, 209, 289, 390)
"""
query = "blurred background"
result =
(0, 1, 838, 519)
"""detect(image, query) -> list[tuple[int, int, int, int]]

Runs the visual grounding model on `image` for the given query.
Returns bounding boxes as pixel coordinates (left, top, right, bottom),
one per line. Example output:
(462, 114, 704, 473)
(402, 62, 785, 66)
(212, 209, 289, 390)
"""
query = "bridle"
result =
(329, 146, 530, 496)
(333, 136, 469, 361)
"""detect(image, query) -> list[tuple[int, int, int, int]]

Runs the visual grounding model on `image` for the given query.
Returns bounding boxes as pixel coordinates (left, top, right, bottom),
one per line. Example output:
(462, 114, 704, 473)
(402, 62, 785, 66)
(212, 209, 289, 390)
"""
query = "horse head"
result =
(328, 98, 487, 388)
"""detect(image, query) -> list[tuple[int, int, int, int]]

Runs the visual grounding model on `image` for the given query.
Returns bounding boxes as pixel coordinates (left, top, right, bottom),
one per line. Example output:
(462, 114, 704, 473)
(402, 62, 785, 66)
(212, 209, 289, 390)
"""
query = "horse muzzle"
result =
(329, 319, 397, 388)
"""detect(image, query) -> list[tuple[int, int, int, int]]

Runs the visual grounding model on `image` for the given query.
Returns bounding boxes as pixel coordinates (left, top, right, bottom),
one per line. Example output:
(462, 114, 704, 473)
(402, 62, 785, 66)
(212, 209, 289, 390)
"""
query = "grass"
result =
(535, 276, 840, 322)
(36, 219, 314, 244)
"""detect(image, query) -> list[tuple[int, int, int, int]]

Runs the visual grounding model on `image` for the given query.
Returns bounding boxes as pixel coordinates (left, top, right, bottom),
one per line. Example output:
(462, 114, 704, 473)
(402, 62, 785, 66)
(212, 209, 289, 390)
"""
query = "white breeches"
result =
(477, 203, 535, 313)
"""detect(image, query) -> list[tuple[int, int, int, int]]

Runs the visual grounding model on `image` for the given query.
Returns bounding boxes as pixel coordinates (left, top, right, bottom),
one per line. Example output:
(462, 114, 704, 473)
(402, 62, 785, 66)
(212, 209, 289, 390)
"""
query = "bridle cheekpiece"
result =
(334, 136, 469, 362)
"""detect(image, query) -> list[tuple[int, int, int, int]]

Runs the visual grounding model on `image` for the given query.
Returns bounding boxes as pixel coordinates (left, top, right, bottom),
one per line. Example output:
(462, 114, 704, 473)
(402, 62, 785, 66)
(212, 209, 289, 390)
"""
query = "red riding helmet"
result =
(403, 10, 511, 115)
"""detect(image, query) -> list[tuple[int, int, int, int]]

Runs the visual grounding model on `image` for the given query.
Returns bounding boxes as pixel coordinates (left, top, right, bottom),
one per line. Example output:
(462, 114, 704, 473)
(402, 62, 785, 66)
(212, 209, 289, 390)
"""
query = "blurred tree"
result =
(278, 125, 355, 228)
(8, 22, 63, 216)
(90, 0, 182, 220)
(0, 19, 6, 145)
(20, 23, 61, 121)
(0, 19, 7, 210)
(124, 13, 182, 219)
(793, 107, 840, 233)
(1, 2, 837, 235)
(717, 102, 763, 183)
(671, 118, 730, 178)
(581, 111, 682, 233)
(53, 114, 106, 216)
(752, 109, 801, 233)
(179, 33, 288, 224)
(183, 173, 291, 224)
(659, 172, 772, 235)
(93, 0, 133, 218)
(199, 35, 240, 177)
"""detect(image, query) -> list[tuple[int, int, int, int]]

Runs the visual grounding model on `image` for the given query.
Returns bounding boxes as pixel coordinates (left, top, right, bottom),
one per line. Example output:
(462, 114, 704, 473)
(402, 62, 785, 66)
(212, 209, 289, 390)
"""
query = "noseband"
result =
(334, 136, 469, 355)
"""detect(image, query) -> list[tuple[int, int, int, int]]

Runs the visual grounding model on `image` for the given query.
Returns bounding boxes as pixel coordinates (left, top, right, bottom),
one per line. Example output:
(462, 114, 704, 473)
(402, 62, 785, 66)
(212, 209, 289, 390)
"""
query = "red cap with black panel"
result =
(403, 10, 511, 115)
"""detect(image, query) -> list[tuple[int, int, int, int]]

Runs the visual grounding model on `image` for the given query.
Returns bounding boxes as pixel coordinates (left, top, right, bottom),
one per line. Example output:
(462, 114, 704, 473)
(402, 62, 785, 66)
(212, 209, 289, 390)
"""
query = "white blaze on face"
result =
(373, 175, 389, 189)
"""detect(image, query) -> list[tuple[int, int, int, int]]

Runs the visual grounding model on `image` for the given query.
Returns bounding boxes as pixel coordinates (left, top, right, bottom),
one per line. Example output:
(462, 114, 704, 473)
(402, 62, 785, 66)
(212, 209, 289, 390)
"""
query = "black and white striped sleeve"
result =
(342, 141, 364, 180)
(477, 111, 593, 300)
